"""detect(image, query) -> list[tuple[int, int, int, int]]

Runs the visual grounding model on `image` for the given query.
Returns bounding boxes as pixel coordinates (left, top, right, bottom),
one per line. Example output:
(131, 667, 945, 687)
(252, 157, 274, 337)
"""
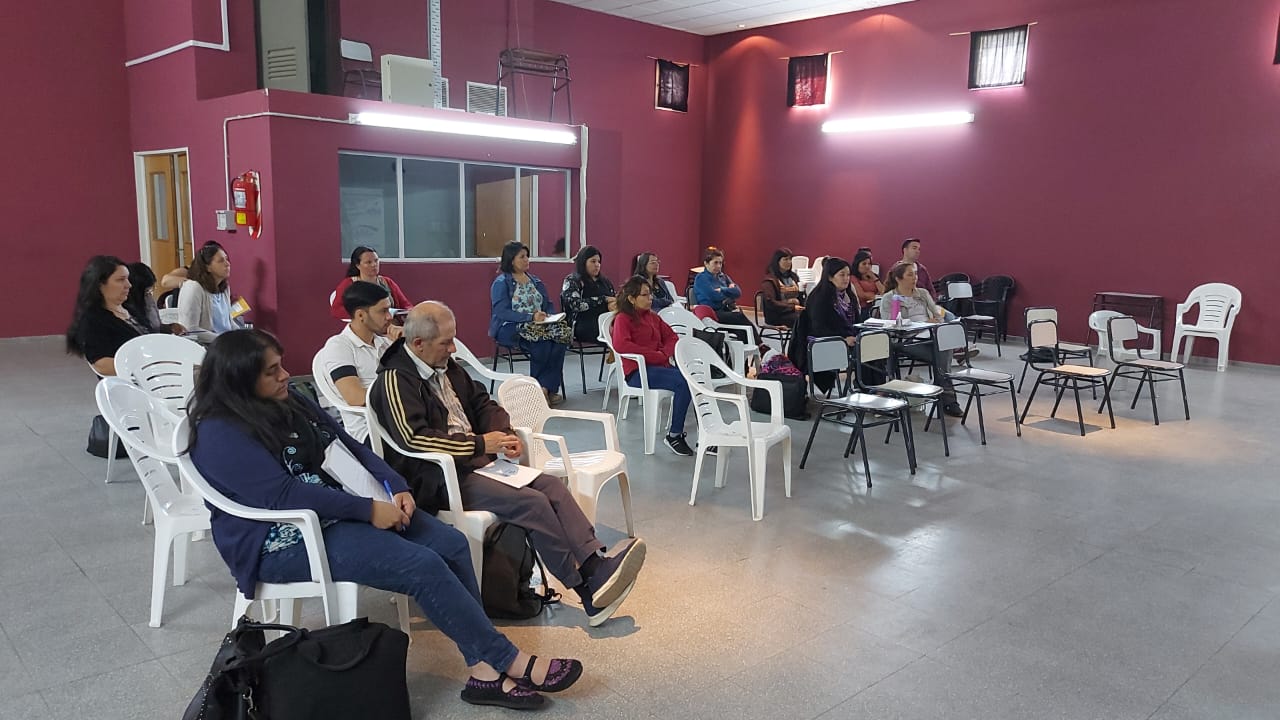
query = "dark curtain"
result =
(656, 59, 689, 112)
(787, 54, 828, 107)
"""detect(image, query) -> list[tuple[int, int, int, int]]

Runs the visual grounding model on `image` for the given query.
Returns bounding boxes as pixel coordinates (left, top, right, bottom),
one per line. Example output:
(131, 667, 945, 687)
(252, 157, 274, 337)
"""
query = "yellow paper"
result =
(230, 297, 252, 319)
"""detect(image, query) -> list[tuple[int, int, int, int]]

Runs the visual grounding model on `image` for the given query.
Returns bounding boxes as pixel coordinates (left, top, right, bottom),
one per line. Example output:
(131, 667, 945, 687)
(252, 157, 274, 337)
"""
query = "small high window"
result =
(969, 25, 1029, 89)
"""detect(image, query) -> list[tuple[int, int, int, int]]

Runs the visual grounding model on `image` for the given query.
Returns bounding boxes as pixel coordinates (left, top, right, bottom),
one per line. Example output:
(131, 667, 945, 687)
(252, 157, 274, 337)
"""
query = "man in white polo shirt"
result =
(315, 280, 402, 441)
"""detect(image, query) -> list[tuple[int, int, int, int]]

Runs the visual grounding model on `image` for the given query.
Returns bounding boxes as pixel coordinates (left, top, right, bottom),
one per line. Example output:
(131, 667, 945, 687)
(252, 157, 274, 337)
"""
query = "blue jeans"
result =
(517, 338, 568, 394)
(627, 366, 690, 434)
(257, 511, 518, 671)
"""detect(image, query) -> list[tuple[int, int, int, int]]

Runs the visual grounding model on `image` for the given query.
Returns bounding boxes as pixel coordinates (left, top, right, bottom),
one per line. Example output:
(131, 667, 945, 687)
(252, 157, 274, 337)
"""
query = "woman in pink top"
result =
(331, 246, 412, 320)
(611, 276, 693, 456)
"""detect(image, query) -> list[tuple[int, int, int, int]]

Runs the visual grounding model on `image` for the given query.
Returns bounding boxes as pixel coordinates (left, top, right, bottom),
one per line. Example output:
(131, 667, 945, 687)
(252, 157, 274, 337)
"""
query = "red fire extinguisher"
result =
(231, 170, 262, 238)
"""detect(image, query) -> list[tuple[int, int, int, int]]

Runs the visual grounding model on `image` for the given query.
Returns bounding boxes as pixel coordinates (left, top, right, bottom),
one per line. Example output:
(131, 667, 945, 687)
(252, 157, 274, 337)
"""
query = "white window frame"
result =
(338, 151, 573, 263)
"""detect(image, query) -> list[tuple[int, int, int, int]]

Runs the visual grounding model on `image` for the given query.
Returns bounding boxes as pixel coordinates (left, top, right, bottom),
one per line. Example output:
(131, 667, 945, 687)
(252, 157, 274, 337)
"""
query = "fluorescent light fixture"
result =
(350, 111, 578, 145)
(822, 111, 975, 134)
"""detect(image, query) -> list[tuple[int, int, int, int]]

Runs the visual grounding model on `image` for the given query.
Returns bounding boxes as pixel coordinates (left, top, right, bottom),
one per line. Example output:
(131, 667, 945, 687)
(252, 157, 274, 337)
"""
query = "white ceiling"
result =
(548, 0, 917, 36)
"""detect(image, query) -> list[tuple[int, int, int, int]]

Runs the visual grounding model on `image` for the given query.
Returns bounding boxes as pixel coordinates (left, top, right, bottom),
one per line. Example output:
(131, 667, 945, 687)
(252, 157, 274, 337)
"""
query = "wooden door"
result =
(473, 176, 534, 258)
(175, 153, 193, 267)
(143, 155, 182, 282)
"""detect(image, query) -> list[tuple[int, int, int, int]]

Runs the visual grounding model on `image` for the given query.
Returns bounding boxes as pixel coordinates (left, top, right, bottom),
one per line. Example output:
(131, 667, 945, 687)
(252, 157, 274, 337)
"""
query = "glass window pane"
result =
(526, 169, 569, 258)
(339, 154, 399, 259)
(150, 173, 169, 241)
(464, 164, 518, 258)
(403, 159, 461, 258)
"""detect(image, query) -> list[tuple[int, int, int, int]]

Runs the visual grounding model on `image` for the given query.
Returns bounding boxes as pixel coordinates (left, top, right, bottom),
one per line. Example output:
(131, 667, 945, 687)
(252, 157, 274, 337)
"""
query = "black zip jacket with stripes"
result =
(369, 338, 512, 514)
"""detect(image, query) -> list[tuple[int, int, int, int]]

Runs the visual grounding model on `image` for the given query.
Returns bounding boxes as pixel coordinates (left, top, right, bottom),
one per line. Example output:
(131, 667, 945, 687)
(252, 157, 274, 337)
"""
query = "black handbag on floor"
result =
(749, 373, 810, 420)
(183, 616, 411, 720)
(87, 414, 127, 459)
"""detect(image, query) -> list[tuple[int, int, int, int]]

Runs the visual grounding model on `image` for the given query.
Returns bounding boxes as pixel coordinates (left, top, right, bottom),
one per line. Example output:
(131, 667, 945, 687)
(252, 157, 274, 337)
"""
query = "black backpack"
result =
(749, 373, 810, 420)
(481, 523, 560, 619)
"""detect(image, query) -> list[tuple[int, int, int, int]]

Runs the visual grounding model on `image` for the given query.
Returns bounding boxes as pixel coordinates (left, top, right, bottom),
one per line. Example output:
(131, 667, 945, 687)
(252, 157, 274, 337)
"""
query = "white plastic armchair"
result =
(453, 337, 523, 392)
(598, 311, 673, 455)
(96, 379, 210, 628)
(1089, 310, 1161, 363)
(1171, 283, 1242, 372)
(115, 334, 206, 412)
(659, 305, 745, 383)
(172, 415, 410, 632)
(674, 337, 792, 521)
(496, 376, 634, 535)
(662, 279, 687, 306)
(364, 384, 496, 578)
(311, 350, 367, 441)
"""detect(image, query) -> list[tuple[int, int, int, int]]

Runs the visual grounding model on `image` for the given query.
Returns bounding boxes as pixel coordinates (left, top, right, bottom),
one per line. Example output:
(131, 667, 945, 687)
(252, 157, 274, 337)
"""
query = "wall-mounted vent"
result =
(265, 47, 301, 82)
(438, 77, 450, 108)
(466, 82, 508, 116)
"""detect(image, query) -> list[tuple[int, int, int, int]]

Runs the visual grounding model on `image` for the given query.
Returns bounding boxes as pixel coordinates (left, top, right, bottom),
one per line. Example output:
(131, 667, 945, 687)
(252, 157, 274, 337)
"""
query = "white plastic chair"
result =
(1171, 283, 1242, 372)
(364, 385, 496, 579)
(115, 334, 206, 412)
(1089, 310, 1161, 363)
(497, 376, 634, 535)
(675, 337, 792, 522)
(173, 416, 411, 631)
(659, 305, 752, 379)
(662, 279, 687, 306)
(453, 337, 523, 393)
(96, 379, 211, 628)
(598, 312, 673, 455)
(87, 362, 122, 484)
(311, 350, 367, 442)
(791, 256, 810, 271)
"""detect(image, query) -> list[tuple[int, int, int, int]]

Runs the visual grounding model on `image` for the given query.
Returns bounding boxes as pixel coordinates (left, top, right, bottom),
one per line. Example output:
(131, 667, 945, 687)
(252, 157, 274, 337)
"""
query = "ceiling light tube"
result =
(350, 112, 578, 145)
(822, 111, 975, 134)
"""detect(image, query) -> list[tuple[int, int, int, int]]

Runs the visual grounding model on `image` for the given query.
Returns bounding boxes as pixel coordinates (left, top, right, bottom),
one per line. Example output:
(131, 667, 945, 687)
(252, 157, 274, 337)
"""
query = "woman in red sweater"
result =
(330, 246, 413, 320)
(611, 276, 693, 456)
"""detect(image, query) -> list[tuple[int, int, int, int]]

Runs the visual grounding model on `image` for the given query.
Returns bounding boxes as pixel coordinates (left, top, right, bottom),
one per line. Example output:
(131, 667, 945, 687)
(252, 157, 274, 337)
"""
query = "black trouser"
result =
(715, 309, 760, 344)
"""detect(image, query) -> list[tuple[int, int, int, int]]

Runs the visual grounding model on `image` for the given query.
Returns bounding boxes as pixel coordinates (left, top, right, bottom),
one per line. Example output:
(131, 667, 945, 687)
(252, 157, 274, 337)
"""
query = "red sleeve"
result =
(330, 277, 353, 320)
(384, 276, 412, 310)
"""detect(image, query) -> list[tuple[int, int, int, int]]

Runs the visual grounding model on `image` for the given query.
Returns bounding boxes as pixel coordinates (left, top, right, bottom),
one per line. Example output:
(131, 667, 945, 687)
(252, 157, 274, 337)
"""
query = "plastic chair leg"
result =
(714, 447, 728, 488)
(690, 448, 707, 506)
(172, 532, 189, 587)
(616, 473, 635, 537)
(149, 532, 172, 628)
(782, 437, 792, 498)
(104, 431, 118, 483)
(642, 398, 659, 455)
(749, 445, 766, 521)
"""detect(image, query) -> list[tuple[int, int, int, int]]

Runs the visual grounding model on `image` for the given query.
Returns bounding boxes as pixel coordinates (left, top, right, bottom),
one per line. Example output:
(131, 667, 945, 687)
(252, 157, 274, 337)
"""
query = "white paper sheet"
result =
(322, 441, 393, 502)
(473, 458, 540, 488)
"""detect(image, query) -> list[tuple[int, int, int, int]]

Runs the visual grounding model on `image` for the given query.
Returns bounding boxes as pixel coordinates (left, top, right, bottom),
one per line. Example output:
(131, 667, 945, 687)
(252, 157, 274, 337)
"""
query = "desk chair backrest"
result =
(935, 322, 968, 353)
(808, 336, 850, 396)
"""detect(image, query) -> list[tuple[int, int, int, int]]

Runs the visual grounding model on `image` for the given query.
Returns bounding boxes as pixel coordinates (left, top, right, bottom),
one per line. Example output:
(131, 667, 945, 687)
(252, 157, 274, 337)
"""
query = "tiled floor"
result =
(1, 333, 1277, 719)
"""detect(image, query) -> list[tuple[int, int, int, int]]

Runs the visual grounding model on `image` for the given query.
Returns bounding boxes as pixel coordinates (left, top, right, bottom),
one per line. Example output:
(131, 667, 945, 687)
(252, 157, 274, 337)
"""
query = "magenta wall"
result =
(5, 1, 137, 339)
(701, 0, 1280, 362)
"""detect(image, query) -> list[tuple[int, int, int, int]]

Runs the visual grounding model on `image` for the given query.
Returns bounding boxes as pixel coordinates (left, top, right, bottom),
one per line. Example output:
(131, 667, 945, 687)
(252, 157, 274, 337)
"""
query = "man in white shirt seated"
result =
(315, 281, 402, 442)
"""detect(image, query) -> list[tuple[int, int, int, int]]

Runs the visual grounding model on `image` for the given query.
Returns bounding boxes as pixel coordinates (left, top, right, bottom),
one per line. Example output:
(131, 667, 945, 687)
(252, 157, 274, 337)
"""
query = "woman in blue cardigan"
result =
(185, 329, 582, 710)
(693, 246, 760, 345)
(489, 241, 569, 405)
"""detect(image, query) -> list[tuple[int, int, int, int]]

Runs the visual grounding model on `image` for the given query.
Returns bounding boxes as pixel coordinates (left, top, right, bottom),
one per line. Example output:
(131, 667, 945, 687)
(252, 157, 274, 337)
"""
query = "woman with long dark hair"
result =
(760, 248, 804, 327)
(488, 241, 569, 404)
(124, 261, 185, 335)
(850, 249, 884, 311)
(185, 329, 583, 710)
(66, 255, 142, 376)
(631, 252, 674, 311)
(177, 243, 244, 344)
(330, 246, 412, 320)
(560, 245, 616, 343)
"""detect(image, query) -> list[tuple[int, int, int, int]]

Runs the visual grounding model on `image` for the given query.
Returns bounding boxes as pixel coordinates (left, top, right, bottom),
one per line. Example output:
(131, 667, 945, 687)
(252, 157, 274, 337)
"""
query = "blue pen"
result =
(382, 480, 404, 531)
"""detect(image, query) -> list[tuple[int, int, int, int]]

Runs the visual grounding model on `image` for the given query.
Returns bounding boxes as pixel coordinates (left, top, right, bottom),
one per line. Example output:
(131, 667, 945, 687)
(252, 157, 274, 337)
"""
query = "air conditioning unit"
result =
(381, 55, 435, 108)
(466, 82, 508, 116)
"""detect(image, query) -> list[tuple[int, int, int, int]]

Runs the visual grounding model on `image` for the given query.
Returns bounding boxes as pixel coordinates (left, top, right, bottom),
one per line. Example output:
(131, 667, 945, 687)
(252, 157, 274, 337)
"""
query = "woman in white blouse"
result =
(178, 243, 244, 344)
